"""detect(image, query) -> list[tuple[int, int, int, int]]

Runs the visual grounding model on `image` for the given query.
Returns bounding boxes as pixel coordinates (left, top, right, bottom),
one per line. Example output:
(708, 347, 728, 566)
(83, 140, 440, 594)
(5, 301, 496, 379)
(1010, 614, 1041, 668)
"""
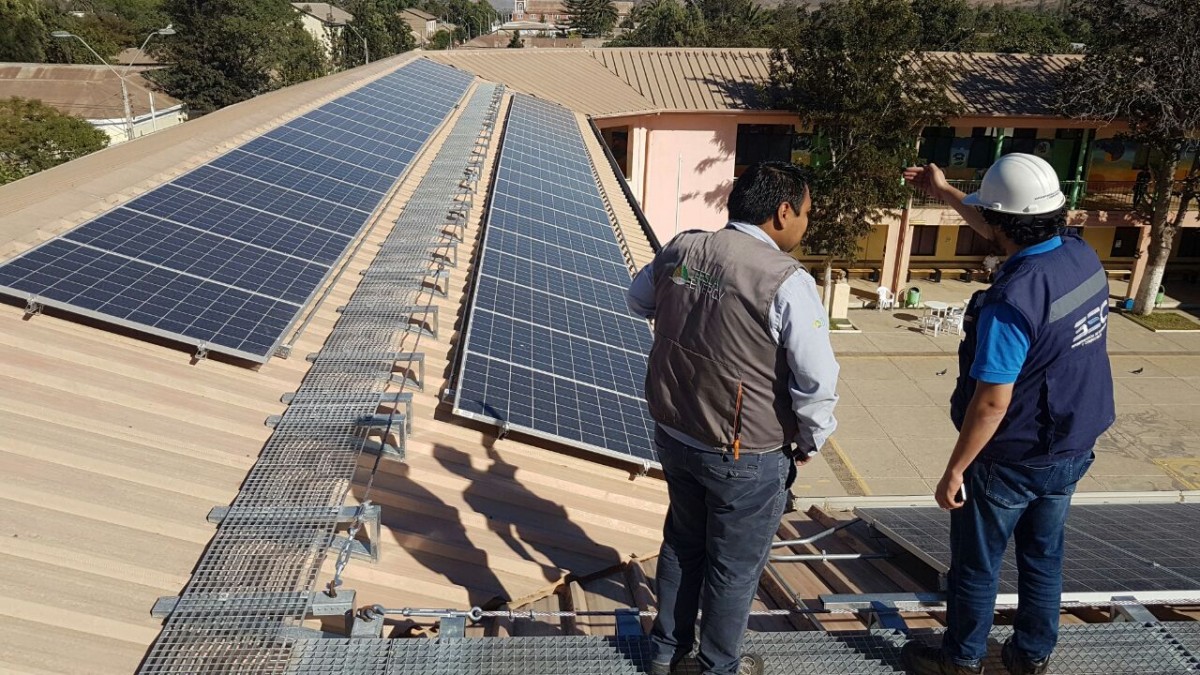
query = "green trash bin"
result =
(1156, 285, 1165, 308)
(906, 287, 921, 308)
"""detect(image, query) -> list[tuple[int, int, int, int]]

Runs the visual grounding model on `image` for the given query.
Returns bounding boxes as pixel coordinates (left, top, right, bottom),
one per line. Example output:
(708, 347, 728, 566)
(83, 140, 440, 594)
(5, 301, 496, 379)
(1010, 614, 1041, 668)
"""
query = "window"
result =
(968, 127, 996, 169)
(735, 124, 794, 170)
(1002, 128, 1039, 156)
(955, 226, 994, 256)
(919, 127, 954, 166)
(1177, 229, 1200, 258)
(910, 225, 939, 256)
(1110, 227, 1142, 257)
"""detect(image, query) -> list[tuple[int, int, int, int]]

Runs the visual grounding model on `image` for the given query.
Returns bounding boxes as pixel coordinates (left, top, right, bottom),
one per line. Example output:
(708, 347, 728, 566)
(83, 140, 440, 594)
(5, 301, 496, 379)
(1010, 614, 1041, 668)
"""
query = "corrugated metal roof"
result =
(426, 50, 659, 116)
(925, 51, 1080, 118)
(591, 48, 774, 111)
(0, 63, 183, 119)
(0, 56, 670, 674)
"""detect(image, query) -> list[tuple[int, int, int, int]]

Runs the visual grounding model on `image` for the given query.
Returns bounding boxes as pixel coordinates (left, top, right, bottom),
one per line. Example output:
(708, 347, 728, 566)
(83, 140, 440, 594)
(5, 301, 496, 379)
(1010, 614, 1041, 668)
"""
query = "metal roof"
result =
(0, 63, 183, 119)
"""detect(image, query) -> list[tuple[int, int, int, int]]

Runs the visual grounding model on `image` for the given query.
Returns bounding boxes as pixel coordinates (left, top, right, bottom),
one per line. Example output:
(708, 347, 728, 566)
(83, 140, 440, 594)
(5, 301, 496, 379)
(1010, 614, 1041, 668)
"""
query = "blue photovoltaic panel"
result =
(454, 94, 657, 465)
(0, 58, 473, 362)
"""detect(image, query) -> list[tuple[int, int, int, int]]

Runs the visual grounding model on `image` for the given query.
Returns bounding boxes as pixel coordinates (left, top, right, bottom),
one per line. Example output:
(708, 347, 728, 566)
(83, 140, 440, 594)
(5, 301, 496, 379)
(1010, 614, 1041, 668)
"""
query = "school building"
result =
(430, 48, 1199, 301)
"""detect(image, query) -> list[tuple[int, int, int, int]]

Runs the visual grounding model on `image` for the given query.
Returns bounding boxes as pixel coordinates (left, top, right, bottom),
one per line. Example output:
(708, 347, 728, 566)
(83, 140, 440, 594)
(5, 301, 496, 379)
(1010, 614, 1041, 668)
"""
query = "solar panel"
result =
(453, 95, 657, 466)
(0, 58, 474, 362)
(857, 504, 1200, 597)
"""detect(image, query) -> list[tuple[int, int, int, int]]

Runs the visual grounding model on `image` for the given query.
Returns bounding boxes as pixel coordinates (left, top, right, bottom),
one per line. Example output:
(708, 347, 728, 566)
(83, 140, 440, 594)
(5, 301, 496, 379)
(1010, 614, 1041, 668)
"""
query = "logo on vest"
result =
(1071, 299, 1108, 349)
(670, 262, 725, 301)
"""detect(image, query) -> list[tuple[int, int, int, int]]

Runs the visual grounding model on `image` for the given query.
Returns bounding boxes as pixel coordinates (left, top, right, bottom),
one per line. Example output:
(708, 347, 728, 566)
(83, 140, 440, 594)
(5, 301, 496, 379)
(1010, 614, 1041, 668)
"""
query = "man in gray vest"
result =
(627, 161, 840, 675)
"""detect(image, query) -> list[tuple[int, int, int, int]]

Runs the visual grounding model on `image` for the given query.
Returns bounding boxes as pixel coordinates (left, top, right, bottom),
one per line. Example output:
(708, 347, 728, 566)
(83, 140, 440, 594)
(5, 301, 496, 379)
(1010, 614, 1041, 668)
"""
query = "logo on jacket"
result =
(670, 262, 725, 301)
(1071, 299, 1108, 349)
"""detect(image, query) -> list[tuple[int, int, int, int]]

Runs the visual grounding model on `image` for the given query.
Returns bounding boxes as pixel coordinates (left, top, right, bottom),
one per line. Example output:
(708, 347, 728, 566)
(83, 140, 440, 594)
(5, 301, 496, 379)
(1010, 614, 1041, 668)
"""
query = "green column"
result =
(993, 128, 1007, 163)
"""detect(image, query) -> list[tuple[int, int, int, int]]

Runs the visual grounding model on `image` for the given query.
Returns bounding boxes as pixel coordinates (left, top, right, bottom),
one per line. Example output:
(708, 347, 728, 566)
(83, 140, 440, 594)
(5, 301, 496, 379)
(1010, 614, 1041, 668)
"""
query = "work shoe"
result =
(1001, 640, 1049, 675)
(646, 655, 698, 674)
(901, 641, 983, 674)
(737, 653, 765, 675)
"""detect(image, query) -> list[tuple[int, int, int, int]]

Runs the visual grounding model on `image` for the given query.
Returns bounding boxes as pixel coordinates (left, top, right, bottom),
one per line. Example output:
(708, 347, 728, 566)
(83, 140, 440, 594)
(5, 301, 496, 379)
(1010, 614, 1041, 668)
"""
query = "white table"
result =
(925, 300, 951, 315)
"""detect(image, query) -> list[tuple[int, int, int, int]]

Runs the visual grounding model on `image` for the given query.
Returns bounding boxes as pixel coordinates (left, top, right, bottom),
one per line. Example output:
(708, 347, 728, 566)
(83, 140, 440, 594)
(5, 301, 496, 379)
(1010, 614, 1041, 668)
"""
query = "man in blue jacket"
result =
(900, 154, 1115, 675)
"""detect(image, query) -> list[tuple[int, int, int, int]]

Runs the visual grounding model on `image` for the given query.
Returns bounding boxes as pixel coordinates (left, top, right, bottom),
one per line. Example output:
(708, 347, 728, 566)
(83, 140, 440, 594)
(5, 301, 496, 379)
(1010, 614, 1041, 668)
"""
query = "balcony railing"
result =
(911, 179, 1198, 212)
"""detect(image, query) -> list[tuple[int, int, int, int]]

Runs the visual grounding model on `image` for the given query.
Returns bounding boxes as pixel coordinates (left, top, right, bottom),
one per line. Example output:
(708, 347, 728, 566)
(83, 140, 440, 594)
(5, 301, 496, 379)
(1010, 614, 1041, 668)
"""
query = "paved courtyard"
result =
(789, 309, 1200, 499)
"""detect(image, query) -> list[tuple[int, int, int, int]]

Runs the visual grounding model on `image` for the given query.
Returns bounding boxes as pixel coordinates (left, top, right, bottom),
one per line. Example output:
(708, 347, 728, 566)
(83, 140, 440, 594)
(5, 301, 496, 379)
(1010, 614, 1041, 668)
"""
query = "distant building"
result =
(401, 8, 439, 44)
(290, 2, 354, 59)
(0, 63, 186, 145)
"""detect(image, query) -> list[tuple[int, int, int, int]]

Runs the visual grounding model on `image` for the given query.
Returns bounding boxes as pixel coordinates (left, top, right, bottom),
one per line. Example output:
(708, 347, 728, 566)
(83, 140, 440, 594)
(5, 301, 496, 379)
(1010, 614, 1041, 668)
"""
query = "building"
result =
(401, 8, 440, 44)
(291, 2, 354, 59)
(0, 63, 186, 145)
(428, 48, 1200, 303)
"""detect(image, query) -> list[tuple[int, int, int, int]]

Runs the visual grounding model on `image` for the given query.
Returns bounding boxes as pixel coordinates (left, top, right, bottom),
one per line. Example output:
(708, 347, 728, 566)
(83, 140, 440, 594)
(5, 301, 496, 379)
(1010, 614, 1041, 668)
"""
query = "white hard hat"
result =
(962, 153, 1067, 215)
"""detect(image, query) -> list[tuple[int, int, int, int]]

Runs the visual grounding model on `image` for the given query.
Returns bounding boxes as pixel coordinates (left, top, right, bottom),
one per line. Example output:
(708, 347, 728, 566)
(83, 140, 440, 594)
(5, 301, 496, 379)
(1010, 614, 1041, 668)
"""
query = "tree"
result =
(428, 28, 453, 49)
(690, 0, 764, 47)
(0, 97, 109, 185)
(151, 0, 327, 115)
(606, 0, 704, 47)
(336, 0, 415, 69)
(1060, 0, 1200, 315)
(507, 29, 523, 47)
(769, 0, 959, 302)
(911, 0, 976, 50)
(1, 0, 48, 62)
(972, 4, 1072, 54)
(565, 0, 618, 37)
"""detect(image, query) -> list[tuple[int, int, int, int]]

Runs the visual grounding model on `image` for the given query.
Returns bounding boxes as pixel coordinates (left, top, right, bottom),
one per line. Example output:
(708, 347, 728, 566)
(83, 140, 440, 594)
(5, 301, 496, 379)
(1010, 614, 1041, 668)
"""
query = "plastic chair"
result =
(945, 307, 965, 336)
(919, 313, 943, 336)
(876, 286, 894, 312)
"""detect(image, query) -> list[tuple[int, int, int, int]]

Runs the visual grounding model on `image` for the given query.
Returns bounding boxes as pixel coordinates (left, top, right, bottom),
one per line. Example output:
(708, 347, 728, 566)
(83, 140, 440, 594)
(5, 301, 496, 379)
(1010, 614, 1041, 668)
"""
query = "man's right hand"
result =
(903, 163, 951, 201)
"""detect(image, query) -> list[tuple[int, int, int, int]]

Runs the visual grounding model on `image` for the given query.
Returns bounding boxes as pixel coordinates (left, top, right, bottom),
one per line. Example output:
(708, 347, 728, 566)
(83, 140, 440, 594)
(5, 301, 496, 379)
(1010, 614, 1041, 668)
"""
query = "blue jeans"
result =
(942, 451, 1095, 666)
(650, 427, 794, 675)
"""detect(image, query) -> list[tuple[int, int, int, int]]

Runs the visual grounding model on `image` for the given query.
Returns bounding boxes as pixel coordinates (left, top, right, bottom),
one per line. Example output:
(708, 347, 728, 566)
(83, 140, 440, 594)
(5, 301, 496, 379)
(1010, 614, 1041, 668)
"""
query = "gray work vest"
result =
(645, 227, 802, 452)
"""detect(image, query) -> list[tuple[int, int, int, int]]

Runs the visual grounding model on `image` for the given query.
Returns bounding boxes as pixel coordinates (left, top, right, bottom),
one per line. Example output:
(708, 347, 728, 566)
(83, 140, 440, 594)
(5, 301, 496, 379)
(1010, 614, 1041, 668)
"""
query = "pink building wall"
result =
(598, 112, 802, 245)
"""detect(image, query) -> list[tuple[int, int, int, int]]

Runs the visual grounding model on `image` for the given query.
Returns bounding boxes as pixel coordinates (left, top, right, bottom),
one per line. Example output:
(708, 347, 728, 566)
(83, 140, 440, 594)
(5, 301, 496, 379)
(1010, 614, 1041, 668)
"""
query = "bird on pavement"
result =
(936, 369, 948, 376)
(1131, 367, 1144, 374)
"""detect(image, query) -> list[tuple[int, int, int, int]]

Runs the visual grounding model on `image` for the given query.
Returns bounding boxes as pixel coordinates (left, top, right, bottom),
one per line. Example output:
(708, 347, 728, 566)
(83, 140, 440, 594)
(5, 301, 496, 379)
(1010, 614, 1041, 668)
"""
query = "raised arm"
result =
(903, 163, 993, 242)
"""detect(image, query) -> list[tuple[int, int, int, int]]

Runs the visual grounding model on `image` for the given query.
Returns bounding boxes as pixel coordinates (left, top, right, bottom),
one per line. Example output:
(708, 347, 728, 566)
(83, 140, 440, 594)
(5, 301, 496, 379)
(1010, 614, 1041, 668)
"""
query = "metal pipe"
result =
(769, 552, 891, 562)
(771, 517, 862, 548)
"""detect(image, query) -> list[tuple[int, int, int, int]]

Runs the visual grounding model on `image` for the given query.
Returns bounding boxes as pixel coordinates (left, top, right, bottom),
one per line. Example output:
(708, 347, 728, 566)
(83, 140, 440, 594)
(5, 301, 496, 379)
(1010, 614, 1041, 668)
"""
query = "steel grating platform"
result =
(137, 80, 505, 674)
(282, 623, 1200, 674)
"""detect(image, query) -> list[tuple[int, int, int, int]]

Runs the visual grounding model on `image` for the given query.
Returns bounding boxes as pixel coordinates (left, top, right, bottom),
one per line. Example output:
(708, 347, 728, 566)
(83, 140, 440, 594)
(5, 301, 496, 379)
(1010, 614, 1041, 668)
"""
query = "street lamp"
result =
(334, 22, 369, 65)
(52, 29, 134, 141)
(123, 24, 176, 77)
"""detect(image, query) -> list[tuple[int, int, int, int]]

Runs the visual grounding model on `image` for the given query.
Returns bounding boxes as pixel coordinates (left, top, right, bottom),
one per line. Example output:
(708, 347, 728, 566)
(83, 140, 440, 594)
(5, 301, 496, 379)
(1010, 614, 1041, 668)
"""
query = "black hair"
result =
(979, 206, 1067, 246)
(726, 161, 809, 225)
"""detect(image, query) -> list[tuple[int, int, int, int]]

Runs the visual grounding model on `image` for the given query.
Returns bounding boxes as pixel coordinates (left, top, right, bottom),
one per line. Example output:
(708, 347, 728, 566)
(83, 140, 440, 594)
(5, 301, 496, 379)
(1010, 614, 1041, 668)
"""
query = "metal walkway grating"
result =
(137, 81, 505, 674)
(281, 624, 1200, 674)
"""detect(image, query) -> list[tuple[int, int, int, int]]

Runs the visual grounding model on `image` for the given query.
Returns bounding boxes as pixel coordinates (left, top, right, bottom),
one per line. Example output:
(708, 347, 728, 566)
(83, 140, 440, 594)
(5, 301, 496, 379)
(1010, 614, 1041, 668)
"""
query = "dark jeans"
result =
(650, 427, 794, 675)
(942, 451, 1095, 666)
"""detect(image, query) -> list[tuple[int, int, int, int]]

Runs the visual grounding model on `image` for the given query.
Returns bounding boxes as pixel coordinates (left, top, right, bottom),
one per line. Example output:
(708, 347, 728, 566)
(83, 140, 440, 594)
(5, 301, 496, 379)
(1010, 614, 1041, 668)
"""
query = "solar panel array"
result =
(453, 95, 656, 465)
(0, 59, 472, 362)
(858, 503, 1200, 595)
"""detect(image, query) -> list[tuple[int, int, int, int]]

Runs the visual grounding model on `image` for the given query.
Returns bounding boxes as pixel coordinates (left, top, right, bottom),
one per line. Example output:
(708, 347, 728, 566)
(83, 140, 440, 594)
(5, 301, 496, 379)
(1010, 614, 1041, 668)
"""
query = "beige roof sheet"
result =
(426, 50, 658, 116)
(926, 51, 1080, 118)
(0, 58, 668, 674)
(0, 63, 183, 120)
(591, 47, 774, 111)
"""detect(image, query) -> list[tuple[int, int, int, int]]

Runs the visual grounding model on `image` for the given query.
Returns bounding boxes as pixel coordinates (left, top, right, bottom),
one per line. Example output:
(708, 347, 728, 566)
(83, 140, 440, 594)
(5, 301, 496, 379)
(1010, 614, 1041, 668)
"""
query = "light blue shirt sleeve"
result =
(626, 261, 657, 319)
(770, 269, 840, 453)
(970, 303, 1031, 384)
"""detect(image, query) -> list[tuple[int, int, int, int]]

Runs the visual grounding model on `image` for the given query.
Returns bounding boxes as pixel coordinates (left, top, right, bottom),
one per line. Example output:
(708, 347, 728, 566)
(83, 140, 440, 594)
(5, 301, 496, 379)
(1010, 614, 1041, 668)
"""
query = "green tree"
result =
(336, 0, 415, 69)
(507, 28, 522, 47)
(769, 0, 958, 300)
(565, 0, 618, 37)
(151, 0, 327, 115)
(428, 28, 453, 49)
(1, 0, 49, 62)
(973, 5, 1071, 54)
(690, 0, 764, 47)
(1060, 0, 1200, 315)
(911, 0, 976, 50)
(606, 0, 704, 47)
(0, 97, 109, 185)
